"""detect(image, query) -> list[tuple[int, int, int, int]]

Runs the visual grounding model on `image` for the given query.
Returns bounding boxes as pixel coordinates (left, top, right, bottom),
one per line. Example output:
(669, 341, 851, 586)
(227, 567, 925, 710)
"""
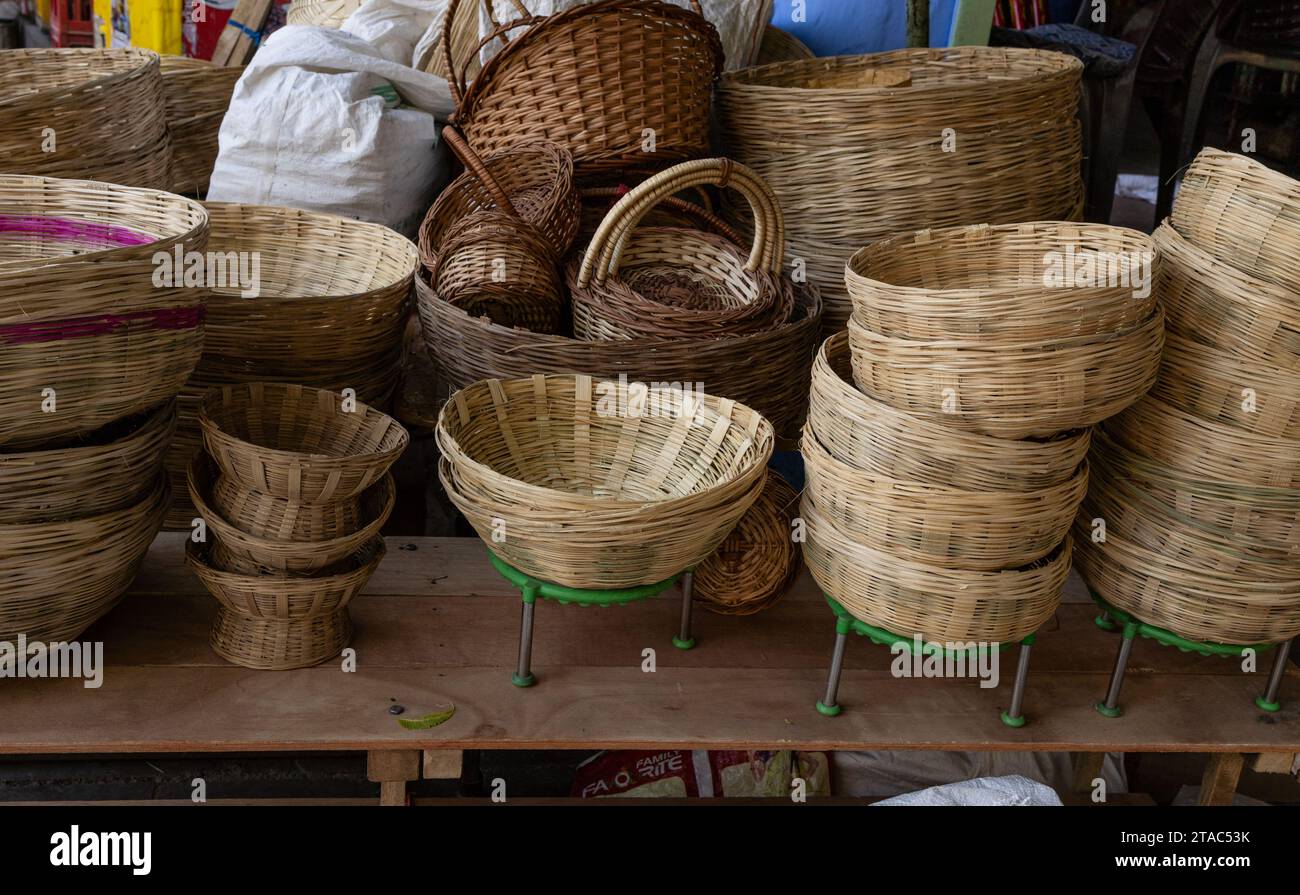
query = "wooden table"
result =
(3, 534, 1298, 805)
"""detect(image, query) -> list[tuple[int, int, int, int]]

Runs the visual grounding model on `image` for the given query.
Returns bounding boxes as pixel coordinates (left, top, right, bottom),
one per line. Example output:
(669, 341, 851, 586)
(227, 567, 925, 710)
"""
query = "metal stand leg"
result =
(1001, 635, 1035, 728)
(1096, 622, 1137, 717)
(672, 571, 696, 650)
(1256, 638, 1292, 713)
(512, 587, 537, 688)
(816, 622, 850, 717)
(1095, 610, 1115, 632)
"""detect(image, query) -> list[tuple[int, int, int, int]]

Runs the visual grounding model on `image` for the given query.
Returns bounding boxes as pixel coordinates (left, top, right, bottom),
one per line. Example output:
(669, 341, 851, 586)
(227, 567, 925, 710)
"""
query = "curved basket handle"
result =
(440, 124, 522, 220)
(579, 187, 744, 246)
(577, 158, 785, 288)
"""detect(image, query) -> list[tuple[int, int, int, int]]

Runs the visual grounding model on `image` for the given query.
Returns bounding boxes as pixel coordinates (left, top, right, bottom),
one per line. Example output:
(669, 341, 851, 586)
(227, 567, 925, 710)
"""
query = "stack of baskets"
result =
(187, 383, 409, 669)
(159, 56, 243, 196)
(716, 48, 1084, 330)
(164, 202, 417, 529)
(1077, 148, 1300, 646)
(1, 175, 208, 642)
(0, 48, 172, 189)
(801, 222, 1164, 646)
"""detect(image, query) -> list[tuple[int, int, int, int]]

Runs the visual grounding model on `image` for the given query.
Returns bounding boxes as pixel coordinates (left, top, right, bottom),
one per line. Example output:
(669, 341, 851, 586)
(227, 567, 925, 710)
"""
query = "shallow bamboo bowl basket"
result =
(0, 400, 175, 523)
(845, 222, 1158, 340)
(0, 474, 167, 642)
(199, 383, 409, 503)
(1171, 148, 1300, 295)
(809, 334, 1090, 491)
(0, 176, 208, 448)
(693, 472, 801, 616)
(802, 430, 1087, 571)
(847, 306, 1164, 440)
(437, 373, 774, 588)
(211, 473, 363, 542)
(1073, 508, 1300, 645)
(210, 606, 354, 671)
(0, 48, 172, 188)
(801, 494, 1070, 644)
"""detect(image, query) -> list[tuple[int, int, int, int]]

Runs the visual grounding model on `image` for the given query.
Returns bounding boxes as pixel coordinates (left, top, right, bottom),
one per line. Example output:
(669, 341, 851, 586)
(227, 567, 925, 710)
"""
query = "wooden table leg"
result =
(368, 750, 421, 806)
(1198, 753, 1244, 806)
(1072, 752, 1106, 794)
(423, 749, 464, 780)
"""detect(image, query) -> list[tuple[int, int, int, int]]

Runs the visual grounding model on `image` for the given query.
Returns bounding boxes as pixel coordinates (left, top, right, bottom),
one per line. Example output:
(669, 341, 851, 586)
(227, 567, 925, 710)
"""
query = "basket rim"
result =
(0, 47, 161, 111)
(186, 533, 386, 588)
(0, 399, 175, 463)
(0, 470, 168, 534)
(1155, 219, 1300, 323)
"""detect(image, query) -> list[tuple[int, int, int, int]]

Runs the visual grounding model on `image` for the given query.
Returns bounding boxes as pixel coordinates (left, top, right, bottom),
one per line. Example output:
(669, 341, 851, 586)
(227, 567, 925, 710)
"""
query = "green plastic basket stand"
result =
(1089, 591, 1293, 718)
(487, 551, 695, 688)
(816, 595, 1037, 728)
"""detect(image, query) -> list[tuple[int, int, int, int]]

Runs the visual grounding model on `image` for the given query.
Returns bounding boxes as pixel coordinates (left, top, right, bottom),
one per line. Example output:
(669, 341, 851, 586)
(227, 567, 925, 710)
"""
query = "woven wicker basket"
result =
(802, 430, 1087, 571)
(1154, 221, 1300, 371)
(569, 158, 794, 341)
(159, 56, 243, 196)
(210, 473, 363, 542)
(211, 606, 354, 670)
(693, 472, 801, 616)
(1171, 148, 1300, 294)
(847, 307, 1164, 440)
(756, 25, 814, 65)
(808, 333, 1091, 491)
(0, 48, 172, 188)
(442, 0, 723, 181)
(0, 401, 175, 524)
(845, 222, 1158, 341)
(1073, 508, 1300, 645)
(801, 494, 1071, 643)
(717, 48, 1083, 329)
(0, 175, 208, 448)
(0, 474, 167, 642)
(437, 373, 773, 588)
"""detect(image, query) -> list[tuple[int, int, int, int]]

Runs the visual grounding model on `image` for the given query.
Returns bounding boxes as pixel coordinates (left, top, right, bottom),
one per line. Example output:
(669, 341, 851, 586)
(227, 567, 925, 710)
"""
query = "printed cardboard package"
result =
(572, 750, 831, 799)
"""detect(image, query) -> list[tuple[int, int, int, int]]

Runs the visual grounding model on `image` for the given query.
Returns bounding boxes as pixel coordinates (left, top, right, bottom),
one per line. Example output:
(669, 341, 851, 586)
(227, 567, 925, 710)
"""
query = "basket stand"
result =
(1090, 592, 1292, 718)
(487, 552, 696, 688)
(815, 595, 1038, 728)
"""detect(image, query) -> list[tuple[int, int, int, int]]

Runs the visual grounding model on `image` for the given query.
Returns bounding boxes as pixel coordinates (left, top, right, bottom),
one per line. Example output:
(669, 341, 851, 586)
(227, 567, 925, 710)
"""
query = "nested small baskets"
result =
(0, 48, 172, 188)
(0, 175, 208, 448)
(569, 158, 794, 341)
(437, 373, 774, 589)
(693, 472, 801, 616)
(159, 56, 243, 195)
(442, 0, 723, 181)
(717, 47, 1084, 328)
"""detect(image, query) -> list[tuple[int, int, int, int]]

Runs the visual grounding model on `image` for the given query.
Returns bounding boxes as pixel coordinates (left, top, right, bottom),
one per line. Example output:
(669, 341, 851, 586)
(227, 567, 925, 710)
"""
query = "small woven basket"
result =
(159, 56, 242, 195)
(199, 382, 409, 503)
(210, 606, 354, 670)
(210, 473, 363, 542)
(693, 472, 801, 615)
(808, 333, 1091, 492)
(437, 373, 773, 588)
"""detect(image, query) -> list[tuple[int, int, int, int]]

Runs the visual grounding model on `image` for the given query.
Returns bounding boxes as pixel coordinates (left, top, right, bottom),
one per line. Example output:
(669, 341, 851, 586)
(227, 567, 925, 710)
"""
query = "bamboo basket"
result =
(189, 454, 395, 575)
(210, 606, 354, 670)
(436, 373, 773, 588)
(801, 494, 1070, 644)
(847, 307, 1164, 440)
(1073, 508, 1300, 645)
(717, 48, 1084, 329)
(1154, 221, 1300, 371)
(1171, 148, 1300, 294)
(441, 0, 723, 181)
(159, 56, 243, 196)
(0, 48, 172, 188)
(693, 472, 801, 615)
(0, 474, 167, 642)
(569, 158, 794, 341)
(845, 222, 1158, 341)
(1152, 333, 1300, 439)
(0, 401, 174, 523)
(199, 383, 409, 504)
(1106, 395, 1300, 489)
(0, 176, 208, 448)
(802, 430, 1087, 571)
(756, 25, 814, 65)
(286, 0, 363, 26)
(807, 333, 1091, 491)
(416, 275, 821, 438)
(211, 473, 363, 542)
(577, 185, 746, 246)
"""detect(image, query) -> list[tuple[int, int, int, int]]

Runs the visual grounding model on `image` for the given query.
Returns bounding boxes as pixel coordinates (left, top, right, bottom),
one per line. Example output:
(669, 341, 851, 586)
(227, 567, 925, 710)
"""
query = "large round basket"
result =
(441, 0, 723, 181)
(0, 474, 167, 642)
(159, 56, 243, 195)
(0, 48, 172, 188)
(437, 373, 774, 589)
(0, 175, 208, 448)
(808, 334, 1090, 491)
(717, 47, 1083, 329)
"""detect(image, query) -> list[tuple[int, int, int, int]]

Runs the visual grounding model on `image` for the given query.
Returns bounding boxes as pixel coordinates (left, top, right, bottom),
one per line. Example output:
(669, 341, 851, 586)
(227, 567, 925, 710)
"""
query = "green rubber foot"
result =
(1094, 614, 1116, 632)
(815, 700, 842, 717)
(672, 635, 696, 650)
(1000, 711, 1026, 728)
(1256, 696, 1281, 713)
(1094, 701, 1122, 718)
(511, 672, 536, 688)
